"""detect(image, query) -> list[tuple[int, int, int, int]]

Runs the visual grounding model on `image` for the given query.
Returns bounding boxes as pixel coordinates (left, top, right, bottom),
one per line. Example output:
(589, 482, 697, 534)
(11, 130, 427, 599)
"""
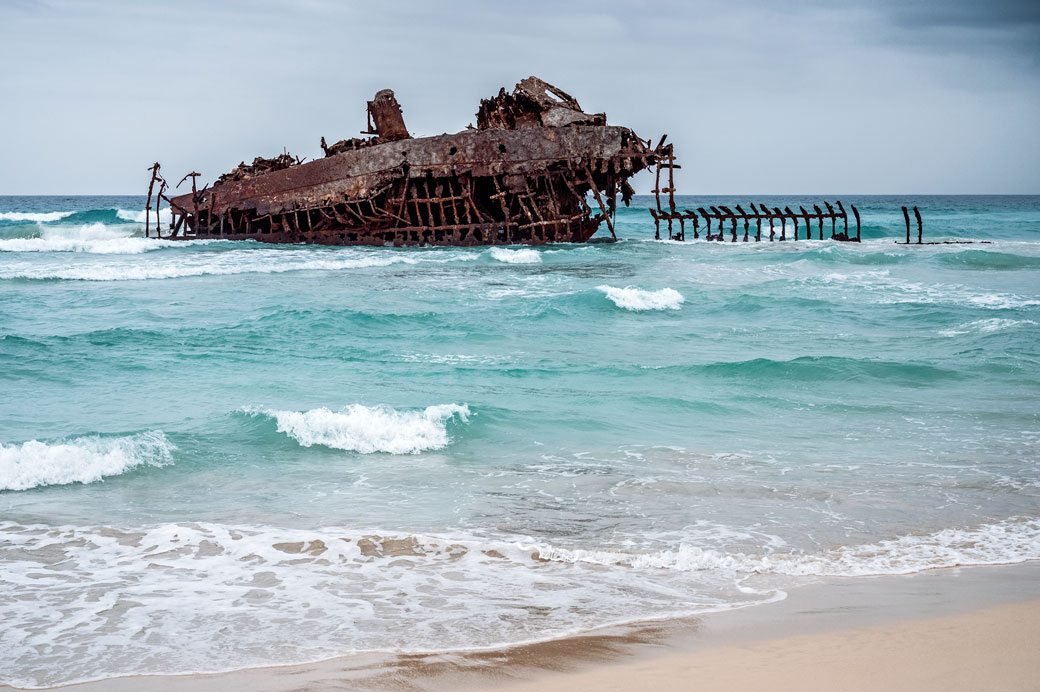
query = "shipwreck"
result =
(146, 77, 662, 246)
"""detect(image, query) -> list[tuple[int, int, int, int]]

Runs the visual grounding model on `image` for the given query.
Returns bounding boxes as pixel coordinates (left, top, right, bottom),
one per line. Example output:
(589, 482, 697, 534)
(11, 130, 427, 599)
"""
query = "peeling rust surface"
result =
(155, 78, 658, 247)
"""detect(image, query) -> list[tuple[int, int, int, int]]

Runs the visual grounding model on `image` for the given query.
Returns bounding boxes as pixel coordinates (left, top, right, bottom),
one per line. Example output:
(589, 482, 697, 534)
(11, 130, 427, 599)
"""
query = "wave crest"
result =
(245, 403, 471, 454)
(489, 247, 542, 264)
(0, 223, 171, 254)
(0, 211, 75, 223)
(0, 431, 174, 491)
(597, 285, 684, 311)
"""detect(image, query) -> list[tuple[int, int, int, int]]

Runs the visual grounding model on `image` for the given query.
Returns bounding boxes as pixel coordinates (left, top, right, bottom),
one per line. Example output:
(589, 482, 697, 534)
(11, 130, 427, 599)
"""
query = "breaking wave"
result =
(0, 431, 174, 491)
(244, 403, 471, 454)
(0, 223, 180, 254)
(0, 211, 75, 223)
(597, 285, 685, 311)
(489, 247, 542, 264)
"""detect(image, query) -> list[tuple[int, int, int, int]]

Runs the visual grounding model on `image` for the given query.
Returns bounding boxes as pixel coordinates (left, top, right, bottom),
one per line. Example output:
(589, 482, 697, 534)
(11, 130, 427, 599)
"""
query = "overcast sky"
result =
(1, 0, 1038, 194)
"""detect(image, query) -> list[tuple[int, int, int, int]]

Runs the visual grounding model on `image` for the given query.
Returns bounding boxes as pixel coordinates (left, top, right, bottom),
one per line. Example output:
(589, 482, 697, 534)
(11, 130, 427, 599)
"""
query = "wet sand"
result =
(16, 561, 1040, 692)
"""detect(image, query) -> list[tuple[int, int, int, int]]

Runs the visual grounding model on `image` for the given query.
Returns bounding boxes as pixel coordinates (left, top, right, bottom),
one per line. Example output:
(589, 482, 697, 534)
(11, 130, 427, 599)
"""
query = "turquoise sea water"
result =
(1, 195, 1039, 687)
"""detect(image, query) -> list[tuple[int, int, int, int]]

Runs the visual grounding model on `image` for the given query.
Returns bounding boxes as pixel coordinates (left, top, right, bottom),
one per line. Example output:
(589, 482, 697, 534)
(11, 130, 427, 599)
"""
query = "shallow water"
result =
(1, 195, 1038, 687)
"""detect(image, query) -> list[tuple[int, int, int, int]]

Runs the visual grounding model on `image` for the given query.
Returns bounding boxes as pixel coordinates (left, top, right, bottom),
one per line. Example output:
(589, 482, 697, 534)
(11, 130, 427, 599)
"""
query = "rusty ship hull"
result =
(160, 79, 658, 247)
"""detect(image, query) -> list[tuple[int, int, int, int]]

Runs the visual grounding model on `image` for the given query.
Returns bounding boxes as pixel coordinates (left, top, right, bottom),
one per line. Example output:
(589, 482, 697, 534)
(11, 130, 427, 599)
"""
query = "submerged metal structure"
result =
(646, 152, 863, 243)
(148, 78, 660, 246)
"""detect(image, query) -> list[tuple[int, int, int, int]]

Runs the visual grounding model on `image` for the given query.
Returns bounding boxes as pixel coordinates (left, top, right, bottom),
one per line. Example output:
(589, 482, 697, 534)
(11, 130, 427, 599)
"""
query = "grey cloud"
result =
(0, 0, 1037, 194)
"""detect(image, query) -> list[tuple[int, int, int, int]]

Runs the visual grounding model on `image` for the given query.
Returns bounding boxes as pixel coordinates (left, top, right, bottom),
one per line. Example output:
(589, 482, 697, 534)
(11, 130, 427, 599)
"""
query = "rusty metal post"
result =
(902, 206, 910, 244)
(698, 208, 711, 239)
(736, 205, 750, 242)
(914, 206, 923, 244)
(584, 165, 615, 240)
(825, 202, 836, 238)
(785, 206, 798, 240)
(191, 174, 200, 236)
(813, 204, 824, 239)
(851, 204, 861, 242)
(837, 200, 848, 237)
(368, 90, 410, 141)
(144, 162, 159, 239)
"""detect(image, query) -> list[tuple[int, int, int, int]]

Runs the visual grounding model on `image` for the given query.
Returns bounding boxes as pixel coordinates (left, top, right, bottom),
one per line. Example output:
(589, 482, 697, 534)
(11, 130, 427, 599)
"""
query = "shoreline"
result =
(15, 560, 1040, 692)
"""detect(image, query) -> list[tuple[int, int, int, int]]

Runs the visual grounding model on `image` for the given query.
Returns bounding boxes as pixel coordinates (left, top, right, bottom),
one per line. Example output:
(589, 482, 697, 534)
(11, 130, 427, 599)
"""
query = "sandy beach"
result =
(503, 600, 1040, 692)
(28, 561, 1038, 692)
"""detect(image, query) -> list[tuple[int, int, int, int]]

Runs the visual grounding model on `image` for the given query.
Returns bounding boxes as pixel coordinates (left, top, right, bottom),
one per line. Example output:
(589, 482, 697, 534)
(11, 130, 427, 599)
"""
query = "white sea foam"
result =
(531, 517, 1040, 577)
(0, 223, 171, 254)
(597, 285, 685, 311)
(809, 271, 1040, 310)
(0, 520, 775, 688)
(0, 211, 74, 222)
(2, 516, 1037, 687)
(116, 207, 174, 224)
(0, 249, 479, 280)
(0, 431, 174, 491)
(938, 318, 1037, 337)
(246, 403, 471, 454)
(489, 247, 542, 264)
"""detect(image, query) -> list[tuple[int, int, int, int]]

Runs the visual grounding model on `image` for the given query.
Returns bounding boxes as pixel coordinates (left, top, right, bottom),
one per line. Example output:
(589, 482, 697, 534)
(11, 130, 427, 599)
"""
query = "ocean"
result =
(1, 194, 1038, 688)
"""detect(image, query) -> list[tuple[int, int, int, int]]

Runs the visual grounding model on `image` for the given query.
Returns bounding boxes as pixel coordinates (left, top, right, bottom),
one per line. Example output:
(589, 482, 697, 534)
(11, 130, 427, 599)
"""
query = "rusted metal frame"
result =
(408, 181, 424, 226)
(825, 202, 837, 238)
(813, 204, 825, 239)
(836, 200, 849, 238)
(755, 204, 773, 241)
(144, 162, 161, 238)
(455, 177, 472, 223)
(156, 181, 169, 237)
(768, 207, 783, 241)
(542, 174, 562, 220)
(491, 175, 515, 243)
(412, 179, 425, 227)
(511, 176, 542, 229)
(717, 206, 735, 242)
(170, 212, 185, 238)
(734, 205, 750, 242)
(436, 180, 450, 228)
(464, 177, 492, 224)
(421, 178, 436, 228)
(782, 207, 798, 240)
(337, 198, 369, 226)
(370, 197, 412, 227)
(679, 210, 699, 240)
(695, 208, 712, 240)
(653, 159, 662, 239)
(666, 155, 677, 214)
(583, 163, 615, 240)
